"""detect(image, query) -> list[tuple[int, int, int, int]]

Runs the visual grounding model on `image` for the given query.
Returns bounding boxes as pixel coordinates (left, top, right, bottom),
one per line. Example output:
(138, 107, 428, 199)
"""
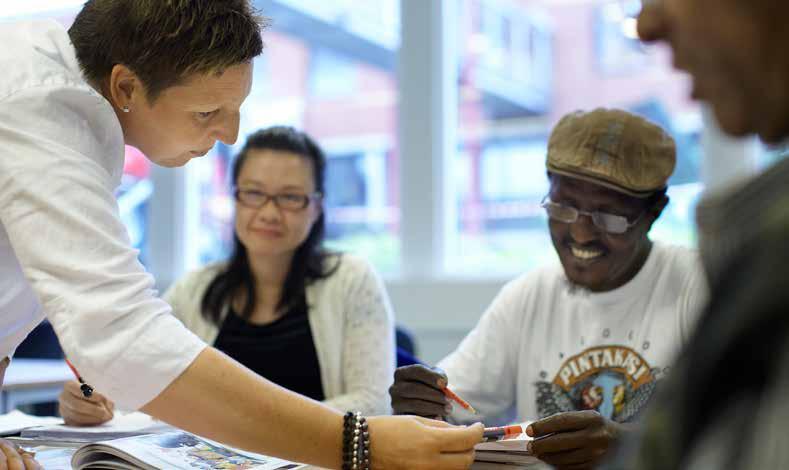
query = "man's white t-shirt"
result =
(0, 20, 206, 409)
(439, 242, 707, 426)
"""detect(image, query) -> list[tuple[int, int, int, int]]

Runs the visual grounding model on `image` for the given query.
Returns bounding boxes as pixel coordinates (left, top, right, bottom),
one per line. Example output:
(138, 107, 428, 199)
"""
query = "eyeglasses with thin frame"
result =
(234, 188, 322, 212)
(540, 196, 645, 235)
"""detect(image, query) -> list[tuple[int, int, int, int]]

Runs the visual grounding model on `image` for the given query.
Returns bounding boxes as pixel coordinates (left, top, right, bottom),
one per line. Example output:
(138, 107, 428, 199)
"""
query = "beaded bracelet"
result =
(342, 411, 370, 470)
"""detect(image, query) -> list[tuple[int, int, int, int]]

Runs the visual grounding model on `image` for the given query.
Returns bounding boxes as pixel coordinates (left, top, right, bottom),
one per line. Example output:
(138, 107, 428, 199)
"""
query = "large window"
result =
(448, 0, 702, 276)
(118, 146, 153, 264)
(193, 0, 402, 274)
(2, 0, 715, 282)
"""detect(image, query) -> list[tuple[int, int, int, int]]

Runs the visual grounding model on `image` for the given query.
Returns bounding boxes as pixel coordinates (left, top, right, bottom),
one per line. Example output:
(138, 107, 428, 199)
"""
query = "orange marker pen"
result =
(441, 386, 477, 414)
(483, 424, 524, 440)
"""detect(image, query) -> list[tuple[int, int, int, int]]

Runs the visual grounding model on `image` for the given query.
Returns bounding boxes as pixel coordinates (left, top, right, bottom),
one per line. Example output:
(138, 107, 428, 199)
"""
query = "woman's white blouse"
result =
(0, 20, 206, 409)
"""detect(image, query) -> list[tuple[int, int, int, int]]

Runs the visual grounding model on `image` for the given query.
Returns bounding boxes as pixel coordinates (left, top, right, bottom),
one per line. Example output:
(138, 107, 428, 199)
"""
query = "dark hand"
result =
(526, 410, 623, 470)
(389, 365, 451, 418)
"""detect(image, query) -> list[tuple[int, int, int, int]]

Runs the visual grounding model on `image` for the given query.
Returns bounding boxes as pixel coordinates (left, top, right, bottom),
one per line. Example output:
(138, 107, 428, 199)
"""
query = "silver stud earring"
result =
(122, 106, 130, 113)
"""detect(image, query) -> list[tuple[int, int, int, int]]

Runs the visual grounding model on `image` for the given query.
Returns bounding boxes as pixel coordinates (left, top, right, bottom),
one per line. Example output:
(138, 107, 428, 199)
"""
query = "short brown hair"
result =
(68, 0, 267, 101)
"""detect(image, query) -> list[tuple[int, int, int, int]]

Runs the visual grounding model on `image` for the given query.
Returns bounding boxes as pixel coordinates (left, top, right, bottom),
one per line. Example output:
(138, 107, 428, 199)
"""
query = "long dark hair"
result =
(201, 126, 338, 325)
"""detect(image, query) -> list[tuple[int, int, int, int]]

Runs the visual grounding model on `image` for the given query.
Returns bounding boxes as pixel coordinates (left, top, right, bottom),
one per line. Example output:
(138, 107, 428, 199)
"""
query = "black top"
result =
(214, 305, 325, 402)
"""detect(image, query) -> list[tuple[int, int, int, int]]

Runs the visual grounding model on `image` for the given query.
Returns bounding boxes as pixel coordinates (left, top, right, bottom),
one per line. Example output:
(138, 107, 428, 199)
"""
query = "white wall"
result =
(387, 279, 505, 364)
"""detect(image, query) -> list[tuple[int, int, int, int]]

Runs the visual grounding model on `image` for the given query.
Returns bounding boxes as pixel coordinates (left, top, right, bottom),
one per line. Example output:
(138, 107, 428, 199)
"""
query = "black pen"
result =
(65, 358, 94, 397)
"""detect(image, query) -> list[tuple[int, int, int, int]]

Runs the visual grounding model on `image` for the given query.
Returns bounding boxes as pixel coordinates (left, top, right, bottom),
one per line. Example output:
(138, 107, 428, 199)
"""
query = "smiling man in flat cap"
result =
(390, 108, 708, 470)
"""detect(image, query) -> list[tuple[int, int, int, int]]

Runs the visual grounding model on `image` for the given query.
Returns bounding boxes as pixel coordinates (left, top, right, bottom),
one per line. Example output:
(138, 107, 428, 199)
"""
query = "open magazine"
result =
(474, 422, 541, 467)
(69, 431, 306, 470)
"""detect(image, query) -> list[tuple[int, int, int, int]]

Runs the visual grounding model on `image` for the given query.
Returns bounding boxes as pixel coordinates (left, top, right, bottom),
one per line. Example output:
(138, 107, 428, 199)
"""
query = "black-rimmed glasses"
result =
(540, 196, 644, 235)
(234, 188, 322, 212)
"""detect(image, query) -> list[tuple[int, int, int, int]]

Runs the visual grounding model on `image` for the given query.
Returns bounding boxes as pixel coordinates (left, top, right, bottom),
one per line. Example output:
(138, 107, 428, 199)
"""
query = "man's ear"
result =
(653, 194, 669, 217)
(645, 194, 669, 231)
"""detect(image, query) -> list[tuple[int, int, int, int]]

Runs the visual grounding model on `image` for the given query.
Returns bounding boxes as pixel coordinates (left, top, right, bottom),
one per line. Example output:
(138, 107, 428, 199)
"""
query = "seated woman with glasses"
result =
(59, 126, 395, 425)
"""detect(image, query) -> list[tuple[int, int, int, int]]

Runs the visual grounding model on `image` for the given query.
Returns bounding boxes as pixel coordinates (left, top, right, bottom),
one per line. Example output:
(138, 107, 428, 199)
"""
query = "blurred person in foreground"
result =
(608, 0, 789, 468)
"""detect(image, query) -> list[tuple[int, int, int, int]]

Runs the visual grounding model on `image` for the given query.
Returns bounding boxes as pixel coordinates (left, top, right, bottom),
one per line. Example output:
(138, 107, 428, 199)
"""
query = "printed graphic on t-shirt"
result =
(535, 345, 659, 423)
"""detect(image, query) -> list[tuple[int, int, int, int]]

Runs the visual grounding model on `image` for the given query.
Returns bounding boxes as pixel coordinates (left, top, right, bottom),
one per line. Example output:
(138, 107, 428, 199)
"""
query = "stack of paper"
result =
(0, 410, 62, 436)
(474, 427, 542, 467)
(21, 412, 174, 443)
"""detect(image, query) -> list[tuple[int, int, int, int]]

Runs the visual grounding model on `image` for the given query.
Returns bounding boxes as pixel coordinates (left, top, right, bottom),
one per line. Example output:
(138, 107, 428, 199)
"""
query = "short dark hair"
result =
(201, 126, 338, 325)
(68, 0, 267, 101)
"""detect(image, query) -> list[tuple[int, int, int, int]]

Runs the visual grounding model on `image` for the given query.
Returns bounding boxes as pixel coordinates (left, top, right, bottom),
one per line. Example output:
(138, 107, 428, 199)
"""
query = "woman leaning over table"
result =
(0, 1, 481, 469)
(60, 126, 395, 424)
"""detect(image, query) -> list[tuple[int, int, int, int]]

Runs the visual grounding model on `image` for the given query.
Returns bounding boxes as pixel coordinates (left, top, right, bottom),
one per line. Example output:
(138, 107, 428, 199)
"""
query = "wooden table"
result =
(1, 359, 72, 413)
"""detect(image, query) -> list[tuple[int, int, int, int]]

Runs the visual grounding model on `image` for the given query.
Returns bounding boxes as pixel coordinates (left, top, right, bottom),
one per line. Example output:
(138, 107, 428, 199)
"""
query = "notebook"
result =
(471, 460, 546, 469)
(20, 412, 174, 443)
(69, 431, 306, 470)
(474, 423, 542, 467)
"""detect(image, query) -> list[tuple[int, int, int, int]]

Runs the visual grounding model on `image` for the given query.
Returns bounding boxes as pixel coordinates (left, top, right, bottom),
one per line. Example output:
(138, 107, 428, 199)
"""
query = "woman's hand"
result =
(58, 380, 114, 426)
(367, 415, 482, 469)
(0, 439, 41, 469)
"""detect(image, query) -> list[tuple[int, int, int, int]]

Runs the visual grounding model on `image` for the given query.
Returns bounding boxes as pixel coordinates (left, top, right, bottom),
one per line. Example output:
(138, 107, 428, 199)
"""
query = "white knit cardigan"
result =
(163, 253, 395, 415)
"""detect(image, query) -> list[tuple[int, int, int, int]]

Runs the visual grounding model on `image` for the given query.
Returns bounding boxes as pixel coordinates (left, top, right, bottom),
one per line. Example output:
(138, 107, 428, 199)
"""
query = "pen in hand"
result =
(65, 358, 94, 398)
(390, 363, 479, 418)
(441, 385, 477, 415)
(483, 424, 524, 440)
